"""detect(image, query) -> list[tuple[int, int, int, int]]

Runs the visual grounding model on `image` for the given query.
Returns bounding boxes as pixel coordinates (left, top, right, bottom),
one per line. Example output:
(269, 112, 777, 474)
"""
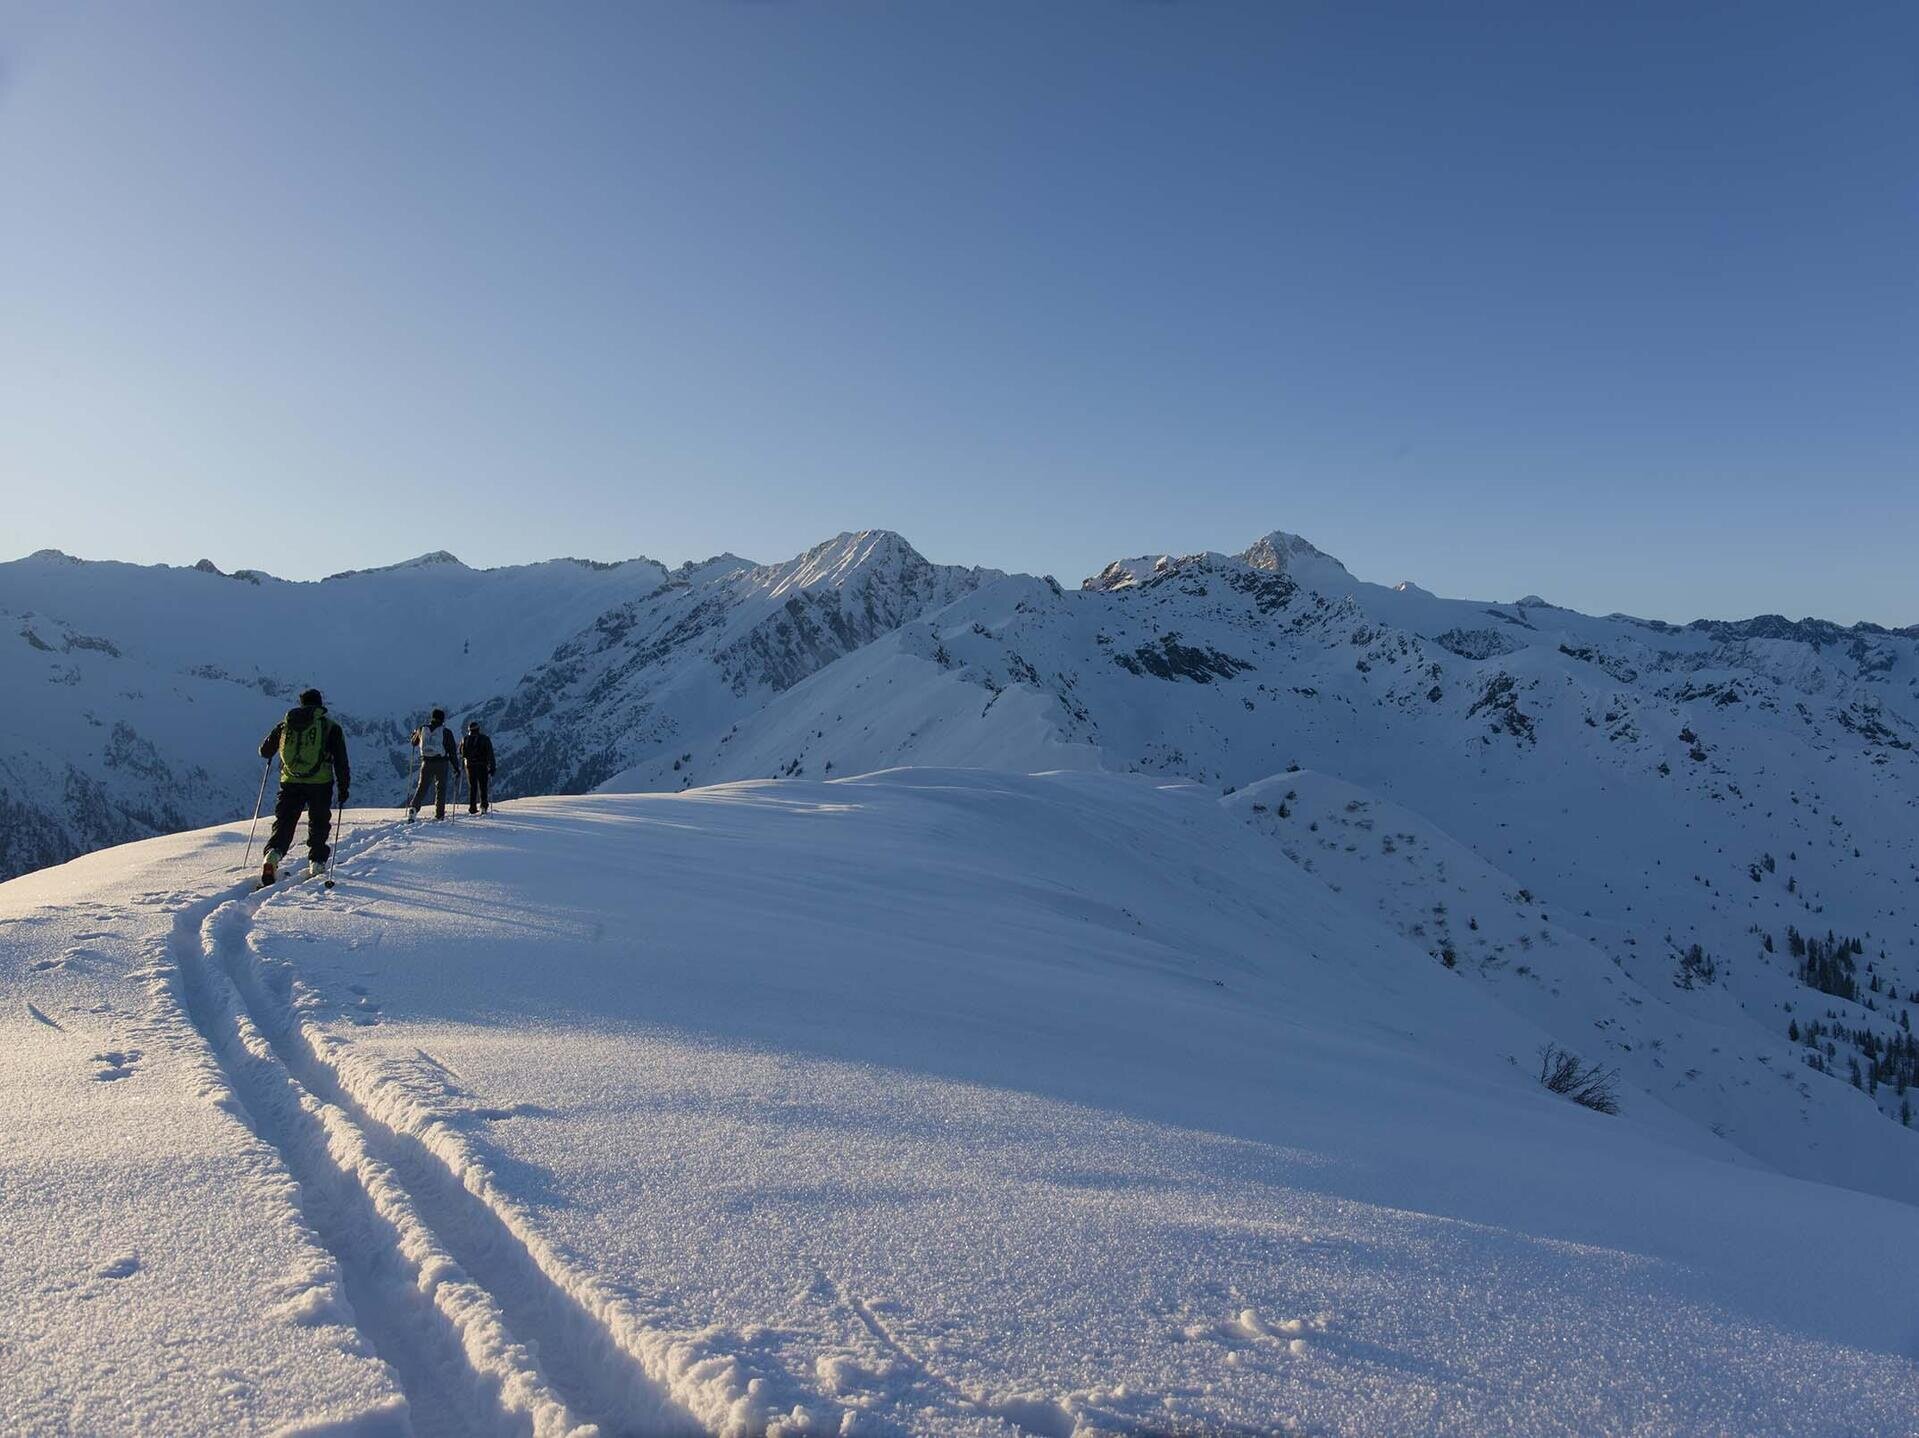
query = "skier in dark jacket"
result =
(461, 720, 496, 814)
(408, 708, 457, 821)
(258, 687, 350, 886)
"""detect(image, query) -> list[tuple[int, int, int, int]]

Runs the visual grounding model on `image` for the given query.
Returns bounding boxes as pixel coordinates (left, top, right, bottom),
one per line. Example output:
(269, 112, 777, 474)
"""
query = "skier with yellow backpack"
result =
(255, 687, 351, 887)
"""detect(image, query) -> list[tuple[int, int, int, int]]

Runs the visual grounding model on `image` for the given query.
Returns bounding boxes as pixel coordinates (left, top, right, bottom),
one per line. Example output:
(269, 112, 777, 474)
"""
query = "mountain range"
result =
(5, 527, 1917, 1202)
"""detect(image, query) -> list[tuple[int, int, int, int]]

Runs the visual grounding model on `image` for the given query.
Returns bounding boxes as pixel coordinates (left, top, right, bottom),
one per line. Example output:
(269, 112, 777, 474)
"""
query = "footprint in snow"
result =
(96, 1253, 140, 1279)
(35, 946, 107, 973)
(91, 1049, 142, 1082)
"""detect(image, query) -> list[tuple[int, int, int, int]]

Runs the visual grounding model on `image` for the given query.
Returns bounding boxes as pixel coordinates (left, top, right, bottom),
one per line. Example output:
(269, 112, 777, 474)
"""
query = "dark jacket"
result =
(260, 704, 351, 793)
(461, 732, 496, 774)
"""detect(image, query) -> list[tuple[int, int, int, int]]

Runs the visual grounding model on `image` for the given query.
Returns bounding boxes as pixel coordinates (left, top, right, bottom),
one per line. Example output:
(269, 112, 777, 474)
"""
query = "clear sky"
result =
(1, 3, 1913, 623)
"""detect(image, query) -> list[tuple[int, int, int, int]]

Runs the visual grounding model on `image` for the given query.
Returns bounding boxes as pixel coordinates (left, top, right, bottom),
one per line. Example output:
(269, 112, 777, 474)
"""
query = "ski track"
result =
(161, 820, 701, 1438)
(133, 816, 1109, 1438)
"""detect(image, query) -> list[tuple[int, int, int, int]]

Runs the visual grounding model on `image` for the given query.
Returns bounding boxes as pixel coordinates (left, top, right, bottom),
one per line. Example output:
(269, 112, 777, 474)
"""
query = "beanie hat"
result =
(299, 688, 323, 706)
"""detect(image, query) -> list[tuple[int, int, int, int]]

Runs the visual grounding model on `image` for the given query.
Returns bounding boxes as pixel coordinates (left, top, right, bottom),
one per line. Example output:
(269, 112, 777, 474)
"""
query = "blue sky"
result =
(0, 2, 1913, 622)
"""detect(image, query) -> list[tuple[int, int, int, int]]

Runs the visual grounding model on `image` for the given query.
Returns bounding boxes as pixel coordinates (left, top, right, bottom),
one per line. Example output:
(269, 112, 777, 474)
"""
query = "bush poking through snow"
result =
(1674, 943, 1718, 990)
(1538, 1045, 1621, 1115)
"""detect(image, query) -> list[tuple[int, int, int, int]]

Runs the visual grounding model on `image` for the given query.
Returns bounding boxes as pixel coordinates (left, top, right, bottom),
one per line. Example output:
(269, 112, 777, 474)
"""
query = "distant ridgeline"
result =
(4, 528, 1917, 1149)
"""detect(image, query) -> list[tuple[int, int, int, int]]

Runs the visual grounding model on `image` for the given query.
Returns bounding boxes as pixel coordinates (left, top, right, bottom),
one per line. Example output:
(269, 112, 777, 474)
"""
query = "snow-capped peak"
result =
(1082, 534, 1355, 595)
(760, 530, 939, 598)
(320, 551, 469, 581)
(1239, 530, 1352, 580)
(1081, 554, 1177, 592)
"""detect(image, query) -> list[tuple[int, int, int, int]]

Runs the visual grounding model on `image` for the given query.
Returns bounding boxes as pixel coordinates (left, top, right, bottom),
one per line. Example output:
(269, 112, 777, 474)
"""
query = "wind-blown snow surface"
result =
(4, 775, 1916, 1435)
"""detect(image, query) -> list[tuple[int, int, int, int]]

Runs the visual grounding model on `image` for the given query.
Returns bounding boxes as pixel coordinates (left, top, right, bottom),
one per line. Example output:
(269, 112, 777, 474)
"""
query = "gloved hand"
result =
(337, 789, 350, 807)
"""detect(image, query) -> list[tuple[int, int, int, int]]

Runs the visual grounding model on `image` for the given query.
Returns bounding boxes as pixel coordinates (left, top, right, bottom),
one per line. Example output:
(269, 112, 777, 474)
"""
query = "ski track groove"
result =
(233, 884, 702, 1435)
(254, 823, 834, 1438)
(172, 899, 570, 1436)
(158, 818, 962, 1437)
(159, 819, 680, 1438)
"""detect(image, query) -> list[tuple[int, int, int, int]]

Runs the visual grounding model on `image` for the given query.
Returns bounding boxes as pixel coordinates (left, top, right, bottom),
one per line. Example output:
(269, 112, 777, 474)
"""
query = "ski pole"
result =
(241, 758, 270, 872)
(325, 804, 344, 889)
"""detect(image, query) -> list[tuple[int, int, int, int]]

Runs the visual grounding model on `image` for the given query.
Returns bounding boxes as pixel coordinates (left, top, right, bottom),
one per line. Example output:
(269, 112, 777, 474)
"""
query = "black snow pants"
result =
(410, 756, 450, 819)
(466, 766, 491, 813)
(265, 781, 334, 864)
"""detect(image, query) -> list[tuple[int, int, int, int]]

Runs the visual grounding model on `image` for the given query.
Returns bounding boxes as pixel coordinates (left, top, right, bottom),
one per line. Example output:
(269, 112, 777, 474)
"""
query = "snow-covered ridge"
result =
(0, 545, 676, 875)
(1238, 527, 1357, 587)
(5, 779, 1916, 1434)
(474, 529, 1004, 797)
(595, 528, 1919, 1199)
(6, 525, 1919, 1214)
(324, 550, 471, 578)
(7, 523, 1919, 1427)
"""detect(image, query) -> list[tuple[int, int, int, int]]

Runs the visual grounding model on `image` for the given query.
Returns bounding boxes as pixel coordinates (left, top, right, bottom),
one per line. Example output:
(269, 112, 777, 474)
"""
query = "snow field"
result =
(244, 776, 1919, 1432)
(4, 772, 1917, 1433)
(0, 834, 403, 1434)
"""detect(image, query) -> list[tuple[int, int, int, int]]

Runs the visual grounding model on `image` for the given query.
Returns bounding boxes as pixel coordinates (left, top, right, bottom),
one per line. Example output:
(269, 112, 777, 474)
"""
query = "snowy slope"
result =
(0, 548, 677, 876)
(9, 524, 1918, 1211)
(0, 533, 994, 879)
(4, 777, 1917, 1435)
(470, 531, 1004, 798)
(602, 535, 1919, 1197)
(0, 548, 677, 716)
(1227, 770, 1919, 1202)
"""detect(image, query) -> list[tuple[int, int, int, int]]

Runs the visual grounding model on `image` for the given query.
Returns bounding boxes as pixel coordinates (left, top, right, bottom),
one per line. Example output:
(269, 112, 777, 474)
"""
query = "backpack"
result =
(280, 707, 331, 783)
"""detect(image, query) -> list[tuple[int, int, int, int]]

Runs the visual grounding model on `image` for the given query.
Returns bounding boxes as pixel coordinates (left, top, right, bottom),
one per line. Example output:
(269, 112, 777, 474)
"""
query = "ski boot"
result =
(257, 854, 279, 890)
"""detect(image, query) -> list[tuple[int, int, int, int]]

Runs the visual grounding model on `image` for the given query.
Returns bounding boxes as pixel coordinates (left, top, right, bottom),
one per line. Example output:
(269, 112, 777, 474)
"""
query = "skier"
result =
(257, 688, 350, 886)
(461, 720, 496, 814)
(408, 707, 457, 821)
